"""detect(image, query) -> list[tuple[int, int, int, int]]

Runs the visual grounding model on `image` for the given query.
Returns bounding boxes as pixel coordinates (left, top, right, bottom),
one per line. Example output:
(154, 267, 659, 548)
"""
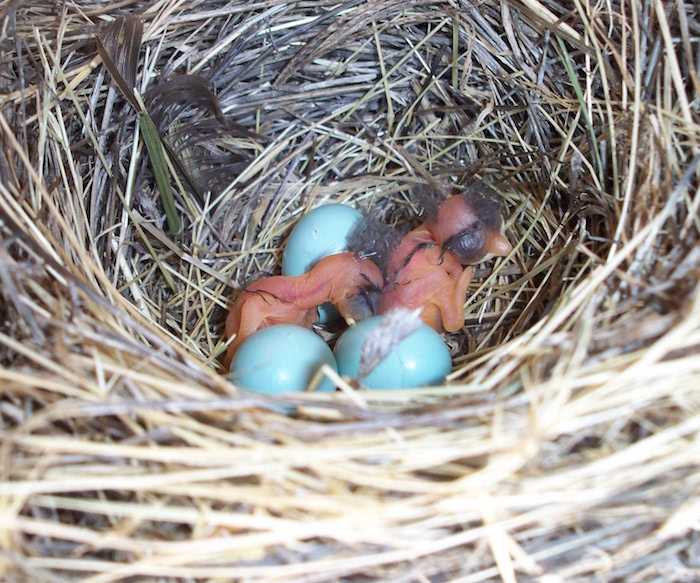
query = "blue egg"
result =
(334, 316, 452, 389)
(282, 204, 363, 324)
(282, 204, 363, 276)
(230, 325, 337, 394)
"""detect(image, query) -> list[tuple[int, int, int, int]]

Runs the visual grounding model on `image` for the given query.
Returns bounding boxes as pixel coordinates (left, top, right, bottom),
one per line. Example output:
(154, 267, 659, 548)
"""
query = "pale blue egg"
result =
(230, 325, 337, 394)
(334, 316, 452, 389)
(282, 204, 363, 275)
(282, 204, 363, 324)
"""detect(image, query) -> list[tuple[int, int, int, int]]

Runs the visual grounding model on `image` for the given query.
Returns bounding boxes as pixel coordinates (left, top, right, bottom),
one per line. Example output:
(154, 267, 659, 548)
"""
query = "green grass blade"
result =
(138, 111, 181, 233)
(556, 36, 603, 185)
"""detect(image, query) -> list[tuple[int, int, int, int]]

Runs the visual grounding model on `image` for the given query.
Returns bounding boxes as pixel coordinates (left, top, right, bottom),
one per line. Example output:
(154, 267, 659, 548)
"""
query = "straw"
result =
(1, 1, 699, 581)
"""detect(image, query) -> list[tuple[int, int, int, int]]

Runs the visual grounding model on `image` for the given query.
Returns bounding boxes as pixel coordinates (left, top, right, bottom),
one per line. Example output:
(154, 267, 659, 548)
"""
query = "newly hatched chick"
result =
(381, 185, 513, 332)
(223, 252, 383, 368)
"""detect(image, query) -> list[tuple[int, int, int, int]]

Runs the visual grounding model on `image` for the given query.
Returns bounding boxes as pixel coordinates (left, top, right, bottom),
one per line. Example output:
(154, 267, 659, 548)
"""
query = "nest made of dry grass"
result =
(1, 1, 700, 582)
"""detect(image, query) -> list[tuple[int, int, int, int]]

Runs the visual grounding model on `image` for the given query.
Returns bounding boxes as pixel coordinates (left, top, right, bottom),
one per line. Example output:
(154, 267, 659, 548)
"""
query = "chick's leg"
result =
(439, 266, 474, 333)
(420, 265, 473, 334)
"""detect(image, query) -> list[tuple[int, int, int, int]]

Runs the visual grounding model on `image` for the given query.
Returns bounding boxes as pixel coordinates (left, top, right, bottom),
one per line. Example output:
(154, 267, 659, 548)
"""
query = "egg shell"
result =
(333, 316, 452, 389)
(282, 204, 364, 324)
(230, 325, 337, 394)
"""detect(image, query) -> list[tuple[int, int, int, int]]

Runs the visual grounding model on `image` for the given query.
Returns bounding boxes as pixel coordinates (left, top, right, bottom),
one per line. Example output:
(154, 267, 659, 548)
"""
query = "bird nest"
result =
(1, 1, 699, 581)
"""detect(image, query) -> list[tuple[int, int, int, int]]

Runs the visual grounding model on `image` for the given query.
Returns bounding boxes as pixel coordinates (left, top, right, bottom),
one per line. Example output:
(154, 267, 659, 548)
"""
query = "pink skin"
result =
(381, 237, 474, 332)
(381, 194, 513, 333)
(223, 252, 382, 368)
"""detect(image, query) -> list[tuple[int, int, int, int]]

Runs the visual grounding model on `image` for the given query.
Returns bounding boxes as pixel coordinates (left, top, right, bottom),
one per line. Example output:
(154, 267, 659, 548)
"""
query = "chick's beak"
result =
(485, 231, 513, 258)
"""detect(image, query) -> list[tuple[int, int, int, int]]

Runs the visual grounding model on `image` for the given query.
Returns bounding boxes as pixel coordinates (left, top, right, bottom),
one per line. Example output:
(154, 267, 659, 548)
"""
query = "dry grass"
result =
(1, 0, 699, 581)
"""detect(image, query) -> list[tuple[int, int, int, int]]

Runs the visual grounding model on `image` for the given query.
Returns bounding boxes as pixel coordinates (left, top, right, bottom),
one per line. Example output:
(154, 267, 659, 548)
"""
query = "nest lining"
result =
(1, 1, 699, 582)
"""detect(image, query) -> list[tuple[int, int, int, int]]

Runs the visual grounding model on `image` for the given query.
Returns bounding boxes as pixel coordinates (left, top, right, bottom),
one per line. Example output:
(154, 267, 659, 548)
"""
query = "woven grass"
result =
(1, 1, 699, 581)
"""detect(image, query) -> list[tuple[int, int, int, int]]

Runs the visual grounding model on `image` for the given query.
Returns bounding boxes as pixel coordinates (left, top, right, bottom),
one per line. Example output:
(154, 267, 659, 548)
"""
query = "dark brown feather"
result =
(95, 15, 143, 108)
(143, 76, 262, 199)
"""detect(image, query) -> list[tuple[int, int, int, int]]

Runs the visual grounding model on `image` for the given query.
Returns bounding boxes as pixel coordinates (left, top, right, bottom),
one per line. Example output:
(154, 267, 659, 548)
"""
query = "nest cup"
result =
(1, 1, 699, 581)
